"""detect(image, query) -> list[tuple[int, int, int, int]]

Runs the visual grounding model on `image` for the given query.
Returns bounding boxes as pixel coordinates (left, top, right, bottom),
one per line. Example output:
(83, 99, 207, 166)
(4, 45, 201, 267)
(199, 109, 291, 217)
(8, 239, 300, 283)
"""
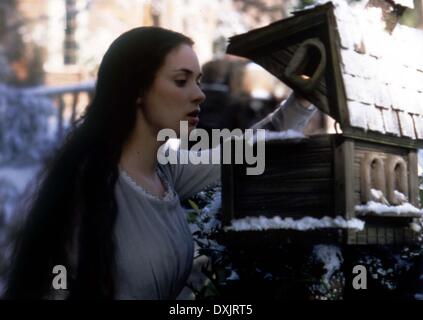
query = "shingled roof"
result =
(226, 1, 423, 148)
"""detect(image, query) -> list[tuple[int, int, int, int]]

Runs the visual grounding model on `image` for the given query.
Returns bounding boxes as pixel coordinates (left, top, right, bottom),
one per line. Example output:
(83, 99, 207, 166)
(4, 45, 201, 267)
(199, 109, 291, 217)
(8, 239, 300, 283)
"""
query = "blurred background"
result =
(0, 0, 422, 296)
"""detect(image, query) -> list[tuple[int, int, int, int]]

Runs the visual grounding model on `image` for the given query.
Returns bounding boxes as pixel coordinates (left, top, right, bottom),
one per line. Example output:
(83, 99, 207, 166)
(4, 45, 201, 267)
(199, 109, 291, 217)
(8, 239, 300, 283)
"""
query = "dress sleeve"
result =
(250, 93, 316, 131)
(167, 93, 317, 200)
(166, 147, 221, 201)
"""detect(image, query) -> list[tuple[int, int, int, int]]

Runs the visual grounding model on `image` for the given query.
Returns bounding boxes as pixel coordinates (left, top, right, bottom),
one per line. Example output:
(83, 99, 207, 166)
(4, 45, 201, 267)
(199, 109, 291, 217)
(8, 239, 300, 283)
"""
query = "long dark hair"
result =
(4, 27, 193, 299)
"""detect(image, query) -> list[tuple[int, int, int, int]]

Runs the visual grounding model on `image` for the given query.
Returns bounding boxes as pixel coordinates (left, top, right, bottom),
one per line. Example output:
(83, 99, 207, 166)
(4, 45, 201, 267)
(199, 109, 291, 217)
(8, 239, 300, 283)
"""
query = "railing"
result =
(23, 81, 95, 140)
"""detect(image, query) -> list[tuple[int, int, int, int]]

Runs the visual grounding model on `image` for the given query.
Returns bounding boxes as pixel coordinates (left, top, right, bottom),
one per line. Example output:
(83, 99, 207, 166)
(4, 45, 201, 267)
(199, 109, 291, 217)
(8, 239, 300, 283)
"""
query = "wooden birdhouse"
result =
(221, 1, 423, 245)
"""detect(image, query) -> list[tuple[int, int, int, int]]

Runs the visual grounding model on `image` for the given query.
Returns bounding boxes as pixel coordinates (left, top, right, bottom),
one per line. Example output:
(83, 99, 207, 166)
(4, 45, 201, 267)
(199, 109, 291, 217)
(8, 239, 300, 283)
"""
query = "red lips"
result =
(187, 109, 200, 126)
(187, 109, 200, 117)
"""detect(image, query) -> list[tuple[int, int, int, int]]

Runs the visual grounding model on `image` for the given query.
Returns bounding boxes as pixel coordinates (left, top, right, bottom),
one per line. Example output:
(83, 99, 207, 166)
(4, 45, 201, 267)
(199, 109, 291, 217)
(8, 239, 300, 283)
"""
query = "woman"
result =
(4, 27, 316, 299)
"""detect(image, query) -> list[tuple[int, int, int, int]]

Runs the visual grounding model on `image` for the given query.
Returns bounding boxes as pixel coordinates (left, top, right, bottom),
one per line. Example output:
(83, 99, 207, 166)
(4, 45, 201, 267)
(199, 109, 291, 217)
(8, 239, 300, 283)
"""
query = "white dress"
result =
(113, 95, 316, 299)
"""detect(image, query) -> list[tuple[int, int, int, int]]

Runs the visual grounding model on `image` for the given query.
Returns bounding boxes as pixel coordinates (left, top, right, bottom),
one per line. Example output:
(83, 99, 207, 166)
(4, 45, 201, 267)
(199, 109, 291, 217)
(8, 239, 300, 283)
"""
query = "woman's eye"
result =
(175, 79, 187, 87)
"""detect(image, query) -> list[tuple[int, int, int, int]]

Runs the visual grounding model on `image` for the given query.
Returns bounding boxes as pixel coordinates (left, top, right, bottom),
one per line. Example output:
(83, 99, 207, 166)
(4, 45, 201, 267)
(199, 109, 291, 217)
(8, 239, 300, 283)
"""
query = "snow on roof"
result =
(225, 215, 365, 231)
(355, 201, 423, 217)
(334, 3, 423, 139)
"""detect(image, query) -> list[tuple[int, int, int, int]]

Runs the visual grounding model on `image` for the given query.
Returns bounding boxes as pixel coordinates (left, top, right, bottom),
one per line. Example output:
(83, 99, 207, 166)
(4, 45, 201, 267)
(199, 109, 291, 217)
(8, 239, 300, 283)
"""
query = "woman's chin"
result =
(169, 119, 199, 138)
(188, 123, 198, 131)
(187, 116, 199, 127)
(175, 127, 196, 138)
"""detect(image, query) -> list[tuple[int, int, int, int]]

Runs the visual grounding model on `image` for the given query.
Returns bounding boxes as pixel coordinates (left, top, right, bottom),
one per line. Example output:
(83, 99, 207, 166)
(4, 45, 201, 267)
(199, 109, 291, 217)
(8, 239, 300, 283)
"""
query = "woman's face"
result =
(140, 44, 205, 136)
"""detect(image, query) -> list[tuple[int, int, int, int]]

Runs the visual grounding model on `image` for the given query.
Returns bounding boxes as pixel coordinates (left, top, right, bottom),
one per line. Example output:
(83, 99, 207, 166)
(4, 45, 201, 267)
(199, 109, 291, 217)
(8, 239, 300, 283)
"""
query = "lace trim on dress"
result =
(119, 166, 175, 202)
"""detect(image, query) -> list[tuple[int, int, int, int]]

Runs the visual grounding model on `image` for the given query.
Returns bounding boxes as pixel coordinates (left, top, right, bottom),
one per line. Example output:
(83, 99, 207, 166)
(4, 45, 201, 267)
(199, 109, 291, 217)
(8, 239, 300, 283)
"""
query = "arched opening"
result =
(361, 153, 387, 204)
(386, 156, 408, 205)
(284, 38, 326, 93)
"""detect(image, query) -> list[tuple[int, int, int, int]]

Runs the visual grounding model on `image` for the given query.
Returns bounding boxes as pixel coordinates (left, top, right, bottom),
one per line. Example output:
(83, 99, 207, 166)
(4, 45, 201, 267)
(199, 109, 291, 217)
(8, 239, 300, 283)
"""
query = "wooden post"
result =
(408, 150, 419, 207)
(221, 137, 235, 226)
(70, 92, 79, 127)
(334, 139, 355, 219)
(88, 90, 95, 105)
(57, 95, 65, 140)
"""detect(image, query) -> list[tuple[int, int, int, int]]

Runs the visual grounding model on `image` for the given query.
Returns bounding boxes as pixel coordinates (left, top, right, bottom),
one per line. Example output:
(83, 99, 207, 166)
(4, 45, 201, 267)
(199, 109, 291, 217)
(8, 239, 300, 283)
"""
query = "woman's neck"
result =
(120, 114, 161, 178)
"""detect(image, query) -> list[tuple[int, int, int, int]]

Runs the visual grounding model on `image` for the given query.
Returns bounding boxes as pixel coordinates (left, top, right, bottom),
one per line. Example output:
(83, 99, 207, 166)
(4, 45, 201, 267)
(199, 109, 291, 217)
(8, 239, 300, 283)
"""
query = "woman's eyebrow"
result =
(172, 68, 202, 79)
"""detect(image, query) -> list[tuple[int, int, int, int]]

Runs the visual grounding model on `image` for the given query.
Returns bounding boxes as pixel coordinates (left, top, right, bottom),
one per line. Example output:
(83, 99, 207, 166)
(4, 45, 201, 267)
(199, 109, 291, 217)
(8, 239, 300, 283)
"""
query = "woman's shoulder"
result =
(157, 162, 177, 186)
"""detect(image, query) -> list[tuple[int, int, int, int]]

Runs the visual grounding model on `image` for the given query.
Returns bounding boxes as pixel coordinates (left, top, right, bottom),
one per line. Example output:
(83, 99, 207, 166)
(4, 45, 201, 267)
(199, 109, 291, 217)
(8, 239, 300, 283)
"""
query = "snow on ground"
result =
(0, 164, 40, 224)
(225, 215, 365, 232)
(0, 164, 40, 297)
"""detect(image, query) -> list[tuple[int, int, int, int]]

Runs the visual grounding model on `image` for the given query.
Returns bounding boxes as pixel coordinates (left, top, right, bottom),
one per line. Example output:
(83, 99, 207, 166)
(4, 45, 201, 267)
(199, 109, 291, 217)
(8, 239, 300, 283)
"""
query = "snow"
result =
(355, 201, 423, 216)
(370, 188, 389, 205)
(347, 100, 368, 130)
(382, 108, 401, 136)
(0, 165, 40, 224)
(397, 111, 416, 139)
(393, 190, 408, 203)
(0, 165, 40, 193)
(419, 150, 423, 176)
(410, 221, 422, 233)
(312, 245, 343, 283)
(200, 191, 223, 234)
(0, 85, 57, 164)
(225, 215, 365, 232)
(187, 187, 225, 256)
(226, 270, 240, 281)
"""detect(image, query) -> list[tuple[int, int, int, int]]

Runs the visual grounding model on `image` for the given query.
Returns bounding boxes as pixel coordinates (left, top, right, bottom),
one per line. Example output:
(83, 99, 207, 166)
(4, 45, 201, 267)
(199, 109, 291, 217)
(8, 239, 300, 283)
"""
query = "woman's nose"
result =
(192, 86, 206, 105)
